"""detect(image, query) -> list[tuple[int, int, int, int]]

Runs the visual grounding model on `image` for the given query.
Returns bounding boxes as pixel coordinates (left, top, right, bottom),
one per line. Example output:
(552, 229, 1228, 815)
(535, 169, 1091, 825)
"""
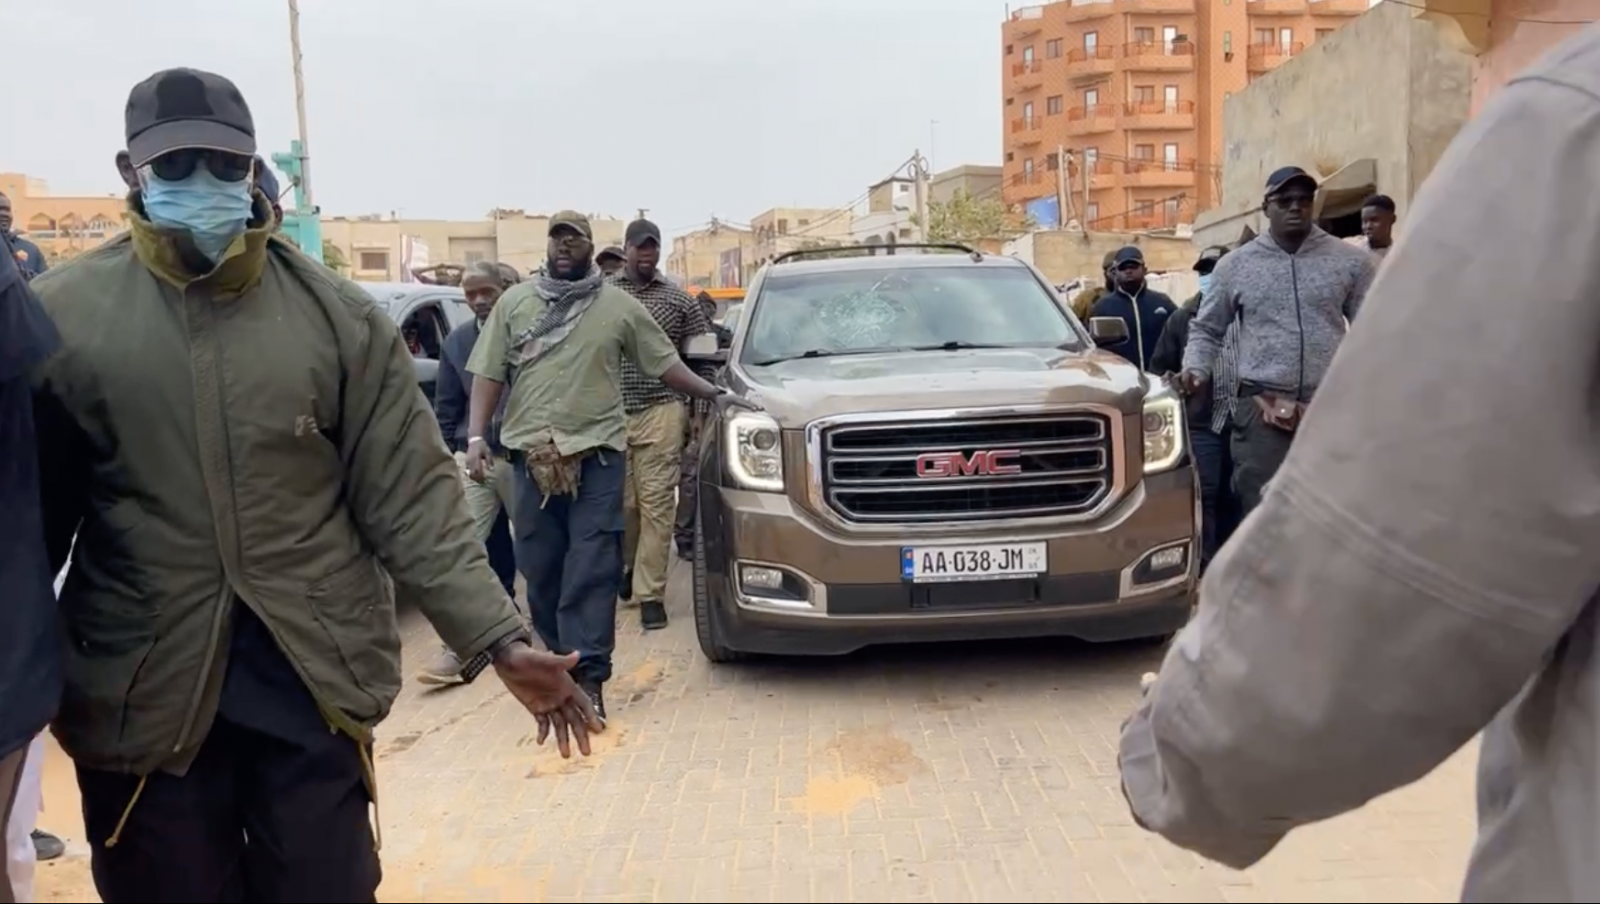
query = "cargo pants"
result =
(623, 401, 687, 604)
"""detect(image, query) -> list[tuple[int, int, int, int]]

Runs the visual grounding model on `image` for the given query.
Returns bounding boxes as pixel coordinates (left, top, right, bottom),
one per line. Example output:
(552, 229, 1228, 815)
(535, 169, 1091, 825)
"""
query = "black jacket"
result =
(1089, 285, 1176, 371)
(434, 319, 507, 455)
(1, 231, 63, 757)
(1150, 292, 1215, 426)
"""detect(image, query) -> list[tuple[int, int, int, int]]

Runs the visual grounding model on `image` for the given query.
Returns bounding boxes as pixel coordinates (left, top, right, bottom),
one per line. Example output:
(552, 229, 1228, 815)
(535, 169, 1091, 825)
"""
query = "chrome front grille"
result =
(820, 413, 1116, 523)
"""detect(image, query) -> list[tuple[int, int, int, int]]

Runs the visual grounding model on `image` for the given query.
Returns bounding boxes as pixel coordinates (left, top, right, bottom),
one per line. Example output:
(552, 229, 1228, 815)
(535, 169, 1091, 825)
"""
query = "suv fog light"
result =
(1148, 546, 1185, 571)
(740, 565, 785, 591)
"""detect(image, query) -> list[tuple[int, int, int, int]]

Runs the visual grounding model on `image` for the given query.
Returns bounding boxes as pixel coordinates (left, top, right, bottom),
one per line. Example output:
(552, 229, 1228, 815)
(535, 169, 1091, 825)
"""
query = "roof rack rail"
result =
(771, 242, 983, 265)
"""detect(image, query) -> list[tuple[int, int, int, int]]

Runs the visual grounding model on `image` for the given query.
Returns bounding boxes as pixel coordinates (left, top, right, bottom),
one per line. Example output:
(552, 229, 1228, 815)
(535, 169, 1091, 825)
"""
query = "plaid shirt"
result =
(1209, 320, 1242, 434)
(609, 271, 713, 414)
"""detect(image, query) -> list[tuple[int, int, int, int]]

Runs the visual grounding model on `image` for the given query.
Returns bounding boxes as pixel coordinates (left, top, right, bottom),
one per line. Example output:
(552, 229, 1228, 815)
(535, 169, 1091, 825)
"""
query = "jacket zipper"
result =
(1124, 287, 1147, 370)
(174, 585, 233, 752)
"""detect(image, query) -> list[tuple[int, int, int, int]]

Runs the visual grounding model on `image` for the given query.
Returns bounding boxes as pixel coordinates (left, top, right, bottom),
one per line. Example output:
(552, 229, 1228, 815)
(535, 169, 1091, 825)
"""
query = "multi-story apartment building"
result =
(1000, 0, 1365, 230)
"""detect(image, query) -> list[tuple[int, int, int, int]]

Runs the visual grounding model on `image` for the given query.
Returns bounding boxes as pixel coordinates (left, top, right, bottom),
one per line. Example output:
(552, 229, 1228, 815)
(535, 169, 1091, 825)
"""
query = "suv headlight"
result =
(725, 411, 784, 492)
(1143, 390, 1186, 473)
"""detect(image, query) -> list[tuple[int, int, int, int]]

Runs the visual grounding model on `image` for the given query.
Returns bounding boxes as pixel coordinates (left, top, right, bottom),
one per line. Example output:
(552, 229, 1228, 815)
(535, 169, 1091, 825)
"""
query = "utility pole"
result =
(912, 151, 931, 243)
(1081, 153, 1092, 235)
(636, 208, 649, 221)
(1056, 145, 1072, 228)
(277, 0, 322, 262)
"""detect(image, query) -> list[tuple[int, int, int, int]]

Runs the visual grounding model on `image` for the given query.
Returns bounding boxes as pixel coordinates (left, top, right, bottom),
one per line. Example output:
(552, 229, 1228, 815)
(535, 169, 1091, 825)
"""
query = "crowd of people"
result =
(1088, 173, 1392, 569)
(3, 28, 1600, 903)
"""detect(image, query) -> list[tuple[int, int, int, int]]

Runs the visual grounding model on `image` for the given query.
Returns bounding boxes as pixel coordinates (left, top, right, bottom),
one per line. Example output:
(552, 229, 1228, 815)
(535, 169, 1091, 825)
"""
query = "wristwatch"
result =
(458, 628, 532, 683)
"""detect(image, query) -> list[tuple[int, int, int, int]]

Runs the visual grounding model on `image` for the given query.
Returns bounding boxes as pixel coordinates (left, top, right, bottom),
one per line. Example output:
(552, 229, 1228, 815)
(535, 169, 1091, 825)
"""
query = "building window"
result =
(1023, 45, 1035, 63)
(1163, 25, 1179, 50)
(1136, 85, 1156, 103)
(1280, 27, 1294, 48)
(1022, 101, 1034, 123)
(1135, 144, 1155, 161)
(1006, 151, 1015, 162)
(1224, 31, 1232, 53)
(1164, 143, 1180, 170)
(463, 250, 486, 265)
(1083, 31, 1098, 53)
(1317, 28, 1334, 39)
(1006, 44, 1013, 55)
(1023, 158, 1035, 177)
(1164, 198, 1181, 221)
(1084, 147, 1099, 167)
(1165, 84, 1179, 108)
(1006, 96, 1014, 106)
(1084, 88, 1098, 108)
(1137, 199, 1155, 216)
(1046, 152, 1060, 170)
(1086, 202, 1099, 221)
(1256, 28, 1275, 45)
(1046, 38, 1062, 58)
(357, 250, 389, 272)
(1047, 95, 1063, 115)
(898, 227, 914, 239)
(1134, 26, 1155, 45)
(798, 218, 811, 226)
(777, 218, 789, 235)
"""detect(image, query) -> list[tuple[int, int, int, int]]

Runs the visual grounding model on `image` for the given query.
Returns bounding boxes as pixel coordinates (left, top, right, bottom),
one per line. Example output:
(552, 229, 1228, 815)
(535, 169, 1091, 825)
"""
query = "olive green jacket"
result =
(31, 194, 522, 776)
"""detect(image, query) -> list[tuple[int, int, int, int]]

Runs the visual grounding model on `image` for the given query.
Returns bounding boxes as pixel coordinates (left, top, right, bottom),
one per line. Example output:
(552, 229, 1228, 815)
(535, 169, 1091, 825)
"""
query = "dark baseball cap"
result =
(596, 245, 625, 262)
(625, 218, 662, 247)
(125, 68, 256, 167)
(1265, 165, 1318, 196)
(1193, 245, 1229, 271)
(1112, 245, 1145, 267)
(548, 210, 592, 239)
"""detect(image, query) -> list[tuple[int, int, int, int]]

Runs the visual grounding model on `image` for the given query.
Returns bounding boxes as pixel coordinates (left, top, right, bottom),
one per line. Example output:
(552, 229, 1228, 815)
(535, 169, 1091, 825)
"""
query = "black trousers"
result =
(1230, 388, 1301, 518)
(79, 609, 381, 903)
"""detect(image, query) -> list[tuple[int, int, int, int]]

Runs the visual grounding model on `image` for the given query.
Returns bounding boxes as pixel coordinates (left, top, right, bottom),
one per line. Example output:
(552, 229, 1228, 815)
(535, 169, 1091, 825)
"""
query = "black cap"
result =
(1265, 165, 1318, 196)
(596, 245, 625, 262)
(1112, 245, 1144, 267)
(625, 218, 662, 247)
(1193, 245, 1229, 271)
(125, 68, 256, 167)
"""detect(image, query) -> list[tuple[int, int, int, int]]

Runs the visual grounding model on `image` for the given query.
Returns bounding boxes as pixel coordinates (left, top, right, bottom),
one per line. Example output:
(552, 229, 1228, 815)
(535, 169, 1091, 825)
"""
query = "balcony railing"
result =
(1067, 103, 1118, 121)
(1066, 45, 1115, 63)
(1123, 99, 1196, 116)
(1122, 40, 1196, 59)
(1123, 158, 1199, 174)
(1010, 116, 1042, 133)
(1089, 201, 1193, 232)
(1247, 0, 1308, 12)
(1247, 41, 1305, 69)
(1009, 4, 1045, 19)
(1010, 171, 1045, 187)
(1011, 59, 1043, 78)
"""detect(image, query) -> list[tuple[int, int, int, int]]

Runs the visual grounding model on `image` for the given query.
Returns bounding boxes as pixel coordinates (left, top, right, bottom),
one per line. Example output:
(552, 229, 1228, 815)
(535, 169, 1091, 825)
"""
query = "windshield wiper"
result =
(905, 341, 1026, 352)
(748, 347, 903, 366)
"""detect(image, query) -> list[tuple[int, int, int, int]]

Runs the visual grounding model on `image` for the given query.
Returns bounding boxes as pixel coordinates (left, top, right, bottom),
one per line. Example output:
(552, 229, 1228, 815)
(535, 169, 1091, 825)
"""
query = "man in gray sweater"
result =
(1181, 166, 1376, 514)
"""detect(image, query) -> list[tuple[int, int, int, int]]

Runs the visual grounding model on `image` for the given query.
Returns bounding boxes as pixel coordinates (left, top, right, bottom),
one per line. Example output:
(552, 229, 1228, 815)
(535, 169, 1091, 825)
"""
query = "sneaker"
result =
(32, 829, 64, 861)
(416, 647, 466, 686)
(618, 568, 634, 602)
(579, 681, 607, 727)
(640, 599, 669, 631)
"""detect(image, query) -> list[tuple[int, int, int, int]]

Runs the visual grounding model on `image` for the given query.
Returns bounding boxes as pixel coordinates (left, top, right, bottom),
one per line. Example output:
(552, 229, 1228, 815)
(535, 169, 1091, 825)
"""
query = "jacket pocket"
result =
(302, 557, 402, 719)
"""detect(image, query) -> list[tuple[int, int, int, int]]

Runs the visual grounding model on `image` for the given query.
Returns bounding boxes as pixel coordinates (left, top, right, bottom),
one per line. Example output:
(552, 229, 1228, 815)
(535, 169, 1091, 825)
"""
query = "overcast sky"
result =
(3, 0, 1006, 236)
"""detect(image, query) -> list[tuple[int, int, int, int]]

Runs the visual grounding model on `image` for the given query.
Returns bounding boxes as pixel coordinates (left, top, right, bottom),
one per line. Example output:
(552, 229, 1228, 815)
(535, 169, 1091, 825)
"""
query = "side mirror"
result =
(1089, 317, 1129, 346)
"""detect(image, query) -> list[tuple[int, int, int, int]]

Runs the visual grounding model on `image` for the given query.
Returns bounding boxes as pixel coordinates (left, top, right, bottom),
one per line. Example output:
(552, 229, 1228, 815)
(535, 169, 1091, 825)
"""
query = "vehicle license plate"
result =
(900, 543, 1046, 583)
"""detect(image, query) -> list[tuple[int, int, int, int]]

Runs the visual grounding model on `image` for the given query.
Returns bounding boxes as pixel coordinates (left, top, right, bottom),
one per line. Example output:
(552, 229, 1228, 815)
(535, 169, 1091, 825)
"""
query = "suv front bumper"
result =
(699, 468, 1197, 656)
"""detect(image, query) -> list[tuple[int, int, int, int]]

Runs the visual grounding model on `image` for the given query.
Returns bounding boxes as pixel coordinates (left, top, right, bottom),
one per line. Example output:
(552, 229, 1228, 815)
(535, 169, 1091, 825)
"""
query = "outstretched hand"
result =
(492, 646, 603, 757)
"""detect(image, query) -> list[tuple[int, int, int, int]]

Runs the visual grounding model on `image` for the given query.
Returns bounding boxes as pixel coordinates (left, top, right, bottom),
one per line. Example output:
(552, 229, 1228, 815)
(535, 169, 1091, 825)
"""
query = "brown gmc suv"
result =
(689, 244, 1197, 662)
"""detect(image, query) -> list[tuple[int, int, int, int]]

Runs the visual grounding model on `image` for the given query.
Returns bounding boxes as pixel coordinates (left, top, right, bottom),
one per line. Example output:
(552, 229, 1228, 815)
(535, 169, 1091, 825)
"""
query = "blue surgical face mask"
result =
(1198, 273, 1216, 295)
(138, 166, 254, 263)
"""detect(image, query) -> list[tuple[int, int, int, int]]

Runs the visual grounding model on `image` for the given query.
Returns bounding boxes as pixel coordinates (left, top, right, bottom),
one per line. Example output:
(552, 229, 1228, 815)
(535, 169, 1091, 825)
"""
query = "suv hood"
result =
(734, 346, 1150, 424)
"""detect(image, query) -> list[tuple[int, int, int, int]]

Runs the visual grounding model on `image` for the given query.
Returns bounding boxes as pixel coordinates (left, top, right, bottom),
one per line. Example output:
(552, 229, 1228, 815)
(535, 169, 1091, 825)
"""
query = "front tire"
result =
(692, 516, 747, 663)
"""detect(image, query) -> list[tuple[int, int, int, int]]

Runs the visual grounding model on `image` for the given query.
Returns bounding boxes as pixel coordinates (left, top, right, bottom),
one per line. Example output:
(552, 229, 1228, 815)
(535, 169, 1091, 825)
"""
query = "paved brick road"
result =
(34, 559, 1478, 903)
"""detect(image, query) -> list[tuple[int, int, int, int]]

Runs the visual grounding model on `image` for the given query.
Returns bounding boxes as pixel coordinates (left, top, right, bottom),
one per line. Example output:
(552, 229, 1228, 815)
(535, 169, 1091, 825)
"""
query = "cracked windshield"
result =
(4, 0, 1587, 901)
(744, 266, 1082, 364)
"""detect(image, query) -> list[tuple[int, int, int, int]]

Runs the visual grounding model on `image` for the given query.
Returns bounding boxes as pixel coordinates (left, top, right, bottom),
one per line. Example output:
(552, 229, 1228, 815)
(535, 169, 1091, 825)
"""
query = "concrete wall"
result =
(1192, 1, 1470, 248)
(1011, 229, 1199, 285)
(930, 165, 1003, 206)
(1470, 0, 1595, 113)
(321, 213, 626, 280)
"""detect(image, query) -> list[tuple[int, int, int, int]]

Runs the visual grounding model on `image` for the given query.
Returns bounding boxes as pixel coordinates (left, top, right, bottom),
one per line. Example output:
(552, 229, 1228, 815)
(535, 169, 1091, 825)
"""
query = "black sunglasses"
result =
(147, 149, 255, 184)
